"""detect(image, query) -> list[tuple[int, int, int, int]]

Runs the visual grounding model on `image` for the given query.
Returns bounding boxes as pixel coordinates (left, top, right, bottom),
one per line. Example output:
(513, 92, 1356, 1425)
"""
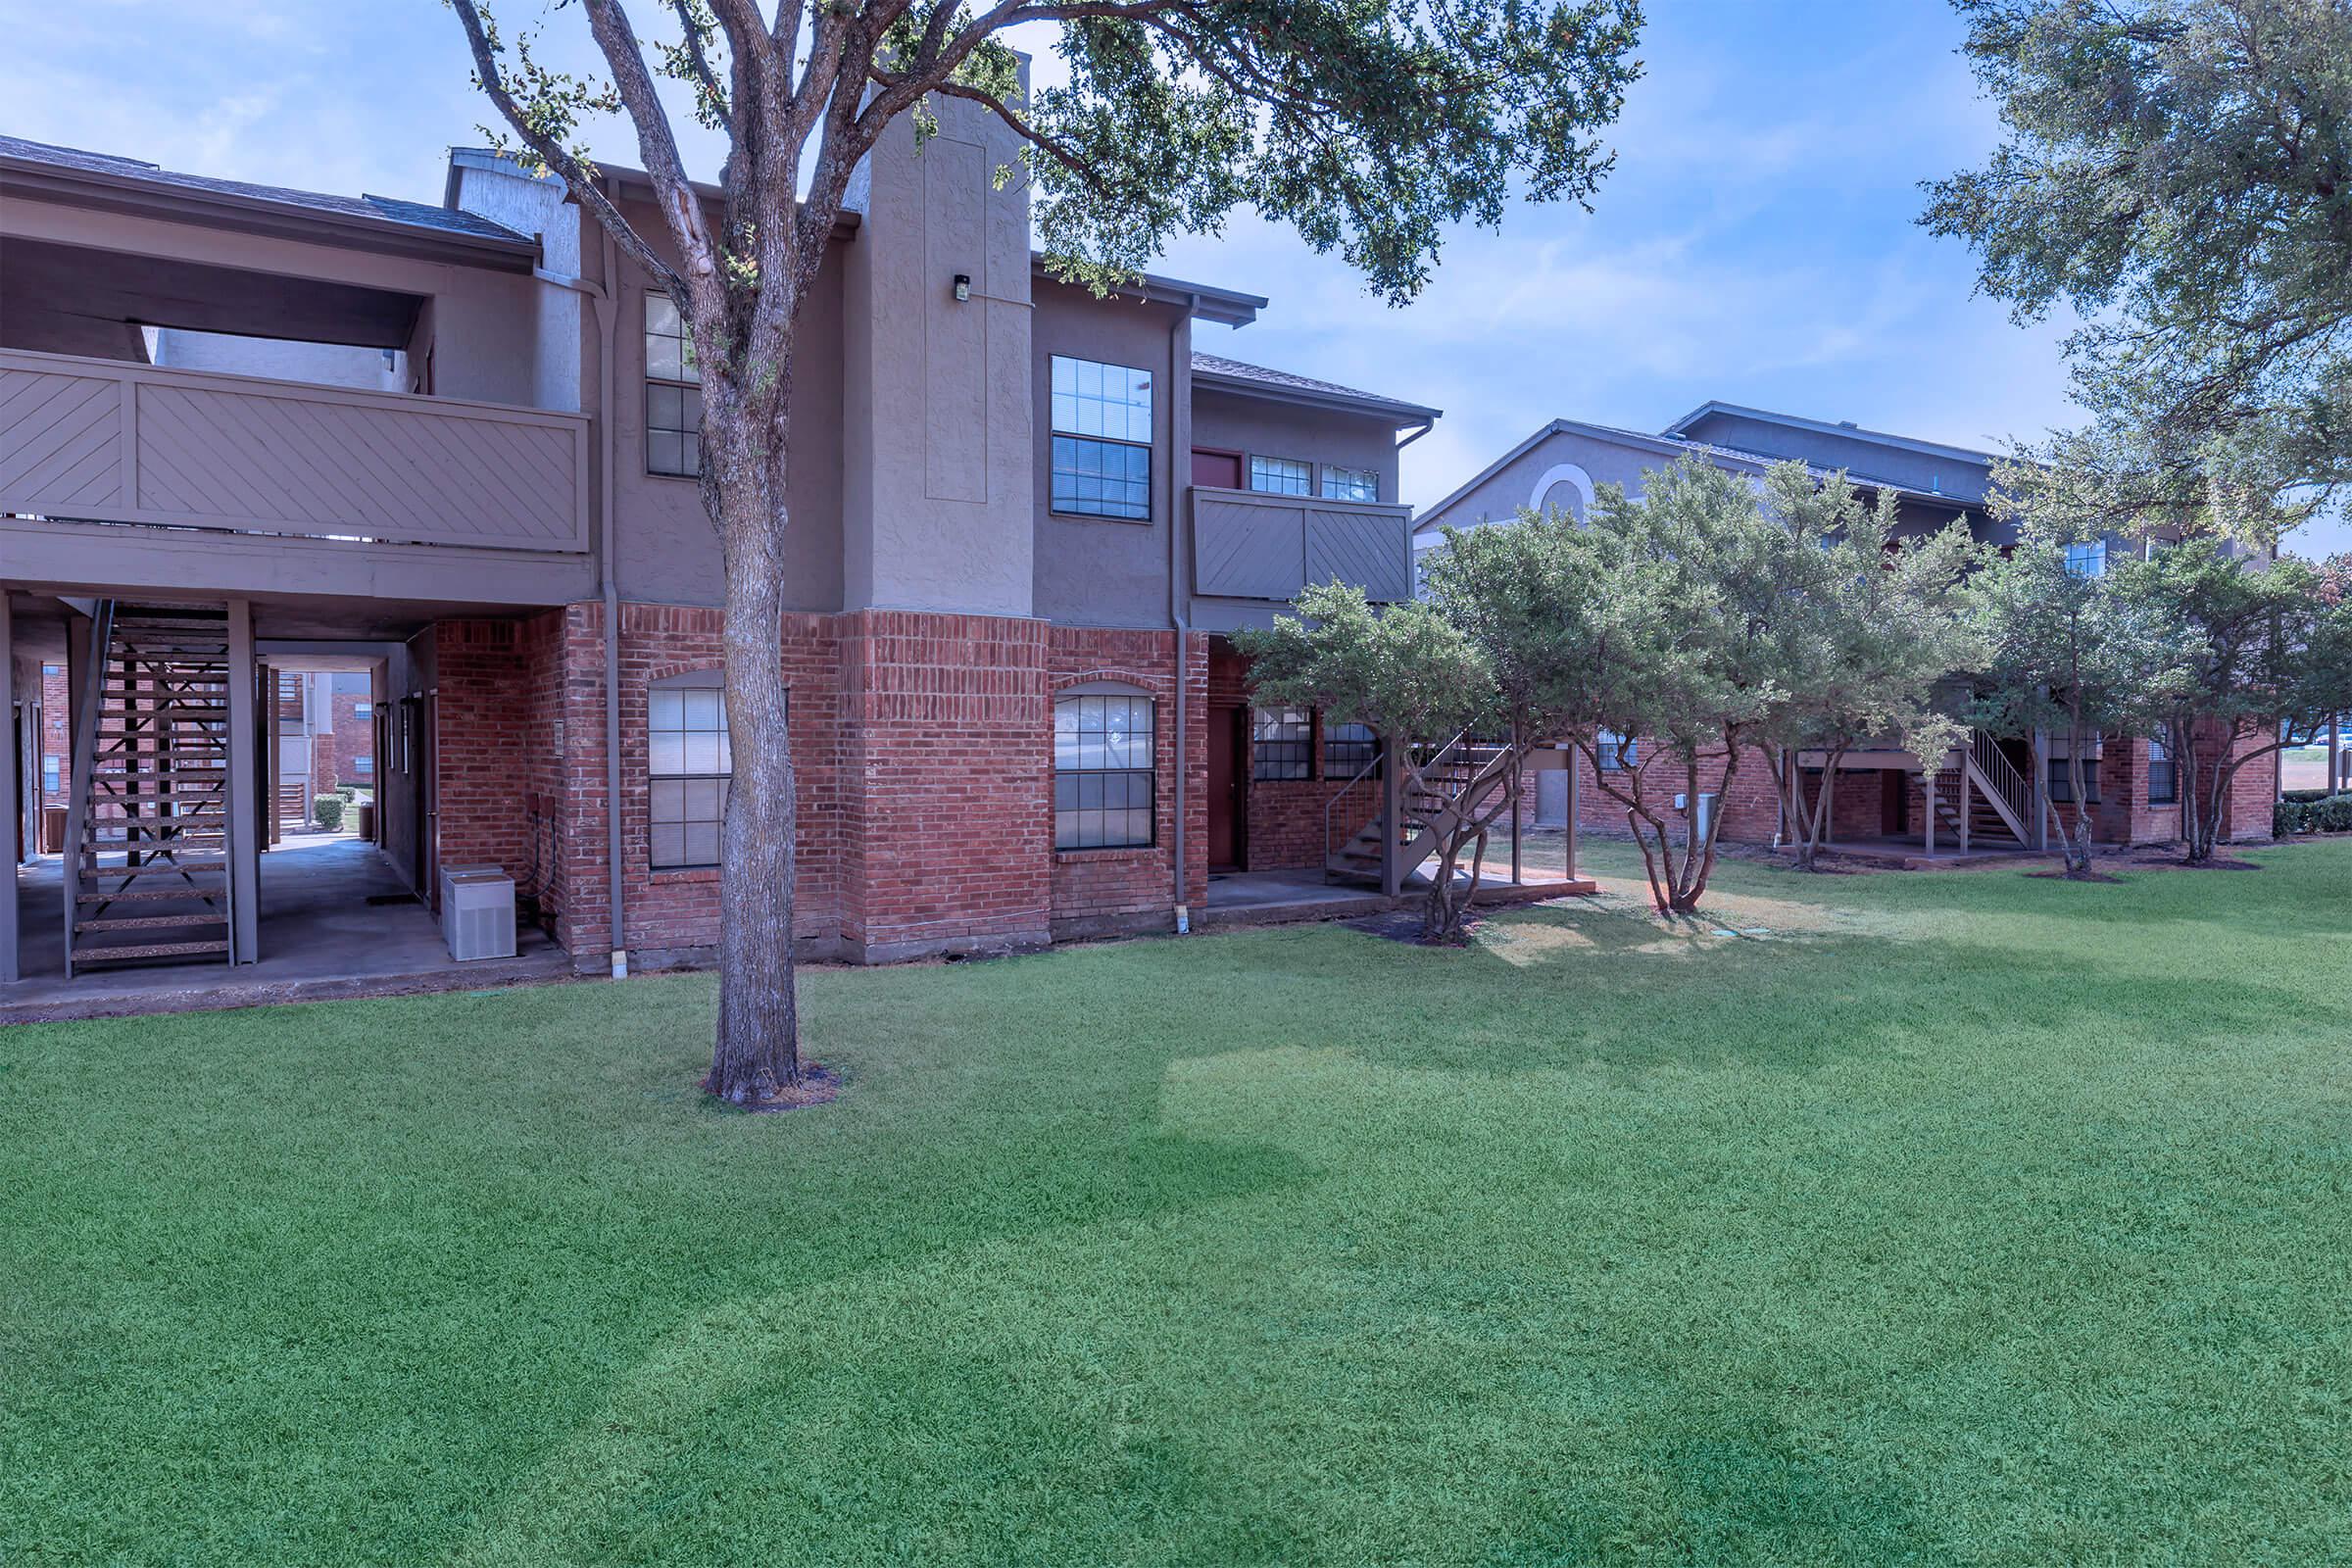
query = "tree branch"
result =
(446, 0, 685, 296)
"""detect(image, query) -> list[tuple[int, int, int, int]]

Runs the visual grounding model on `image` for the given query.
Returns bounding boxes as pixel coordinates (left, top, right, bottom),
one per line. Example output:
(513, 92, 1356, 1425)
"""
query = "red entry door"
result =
(1207, 708, 1245, 868)
(1192, 448, 1244, 489)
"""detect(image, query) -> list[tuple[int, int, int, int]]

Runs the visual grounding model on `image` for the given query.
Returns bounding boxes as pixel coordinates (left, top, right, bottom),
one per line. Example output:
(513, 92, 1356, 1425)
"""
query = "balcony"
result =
(1189, 484, 1415, 607)
(0, 348, 591, 602)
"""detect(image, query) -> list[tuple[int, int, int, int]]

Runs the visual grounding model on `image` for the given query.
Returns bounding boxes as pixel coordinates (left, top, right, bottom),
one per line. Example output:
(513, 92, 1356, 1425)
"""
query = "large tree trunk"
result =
(708, 485, 801, 1102)
(2061, 720, 2094, 879)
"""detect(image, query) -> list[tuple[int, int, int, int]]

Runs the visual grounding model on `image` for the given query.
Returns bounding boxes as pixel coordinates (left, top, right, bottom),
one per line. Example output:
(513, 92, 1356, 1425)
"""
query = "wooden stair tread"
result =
(75, 912, 227, 933)
(71, 940, 231, 961)
(76, 886, 225, 904)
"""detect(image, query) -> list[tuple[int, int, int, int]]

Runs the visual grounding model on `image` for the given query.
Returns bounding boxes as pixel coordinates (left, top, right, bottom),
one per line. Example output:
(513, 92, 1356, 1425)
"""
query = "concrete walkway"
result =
(1200, 859, 1595, 930)
(4, 834, 568, 1022)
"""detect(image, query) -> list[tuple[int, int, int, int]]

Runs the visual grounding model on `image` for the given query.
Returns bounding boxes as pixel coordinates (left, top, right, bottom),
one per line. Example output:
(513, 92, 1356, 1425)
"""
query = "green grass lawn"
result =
(6, 841, 2350, 1565)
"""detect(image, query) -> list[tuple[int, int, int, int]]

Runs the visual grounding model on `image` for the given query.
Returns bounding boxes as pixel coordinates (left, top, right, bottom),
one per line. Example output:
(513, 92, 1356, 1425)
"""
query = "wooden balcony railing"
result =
(1189, 483, 1414, 604)
(0, 348, 589, 555)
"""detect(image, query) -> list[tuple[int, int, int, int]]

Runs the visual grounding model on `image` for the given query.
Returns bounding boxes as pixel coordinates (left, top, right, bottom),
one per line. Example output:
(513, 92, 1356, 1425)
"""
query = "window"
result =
(354, 755, 374, 777)
(1252, 708, 1312, 780)
(649, 672, 734, 868)
(1050, 356, 1152, 519)
(645, 291, 703, 477)
(2048, 754, 2102, 803)
(2147, 731, 2176, 805)
(1324, 721, 1379, 777)
(355, 702, 371, 717)
(1322, 466, 1379, 504)
(1597, 729, 1637, 770)
(2065, 539, 2107, 578)
(42, 754, 60, 794)
(1054, 692, 1154, 849)
(1249, 456, 1312, 496)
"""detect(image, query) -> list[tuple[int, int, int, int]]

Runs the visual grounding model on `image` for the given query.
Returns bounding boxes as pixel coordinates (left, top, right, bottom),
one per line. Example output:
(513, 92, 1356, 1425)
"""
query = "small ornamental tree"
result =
(1235, 583, 1503, 942)
(1753, 466, 1984, 871)
(442, 0, 1644, 1102)
(2107, 545, 2352, 861)
(1966, 526, 2175, 877)
(1567, 460, 1812, 915)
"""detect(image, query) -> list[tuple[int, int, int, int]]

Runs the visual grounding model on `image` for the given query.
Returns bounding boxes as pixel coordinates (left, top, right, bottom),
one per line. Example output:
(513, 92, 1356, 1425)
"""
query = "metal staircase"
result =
(62, 603, 239, 972)
(1326, 732, 1519, 886)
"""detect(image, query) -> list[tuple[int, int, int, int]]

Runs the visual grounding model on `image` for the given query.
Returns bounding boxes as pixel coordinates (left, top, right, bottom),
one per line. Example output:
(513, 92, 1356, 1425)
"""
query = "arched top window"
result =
(649, 669, 734, 869)
(1054, 690, 1154, 849)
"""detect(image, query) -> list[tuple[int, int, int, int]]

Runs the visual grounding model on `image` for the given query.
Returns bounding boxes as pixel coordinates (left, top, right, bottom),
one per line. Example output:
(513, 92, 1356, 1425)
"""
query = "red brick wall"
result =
(432, 621, 537, 890)
(329, 691, 374, 789)
(1571, 740, 1783, 844)
(551, 603, 847, 966)
(837, 610, 1052, 960)
(39, 664, 69, 807)
(1047, 627, 1209, 938)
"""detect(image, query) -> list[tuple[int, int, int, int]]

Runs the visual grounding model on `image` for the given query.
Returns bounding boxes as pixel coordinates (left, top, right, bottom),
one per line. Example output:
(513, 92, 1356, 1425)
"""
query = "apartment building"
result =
(0, 101, 1452, 988)
(1416, 406, 2280, 856)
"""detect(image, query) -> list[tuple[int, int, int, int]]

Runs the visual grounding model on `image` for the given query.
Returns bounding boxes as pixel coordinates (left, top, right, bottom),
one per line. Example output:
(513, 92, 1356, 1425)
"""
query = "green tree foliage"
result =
(1966, 530, 2180, 875)
(2105, 545, 2352, 860)
(1924, 0, 2352, 529)
(1236, 583, 1505, 941)
(1756, 467, 1984, 871)
(444, 0, 1644, 1101)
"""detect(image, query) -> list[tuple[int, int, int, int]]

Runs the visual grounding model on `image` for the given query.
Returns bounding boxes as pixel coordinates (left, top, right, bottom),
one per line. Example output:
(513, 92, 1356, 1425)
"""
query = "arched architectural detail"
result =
(1527, 461, 1595, 521)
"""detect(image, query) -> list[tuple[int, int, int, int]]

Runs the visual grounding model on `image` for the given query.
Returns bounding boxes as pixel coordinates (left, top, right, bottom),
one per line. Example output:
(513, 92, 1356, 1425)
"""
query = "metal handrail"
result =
(1969, 730, 2033, 842)
(1321, 742, 1385, 865)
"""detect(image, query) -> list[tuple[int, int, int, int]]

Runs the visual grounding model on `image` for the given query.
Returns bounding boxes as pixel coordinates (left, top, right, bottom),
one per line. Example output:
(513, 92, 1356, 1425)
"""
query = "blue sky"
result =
(8, 1, 2337, 556)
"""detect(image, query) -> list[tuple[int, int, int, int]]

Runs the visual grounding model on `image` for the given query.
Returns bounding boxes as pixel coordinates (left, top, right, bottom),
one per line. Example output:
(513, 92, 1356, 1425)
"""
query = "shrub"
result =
(314, 794, 347, 832)
(2282, 788, 2335, 804)
(2274, 794, 2352, 836)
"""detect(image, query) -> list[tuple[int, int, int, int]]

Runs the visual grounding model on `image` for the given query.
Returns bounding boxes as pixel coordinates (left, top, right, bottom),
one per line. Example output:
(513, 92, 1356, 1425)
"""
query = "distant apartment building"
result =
(1416, 406, 2280, 854)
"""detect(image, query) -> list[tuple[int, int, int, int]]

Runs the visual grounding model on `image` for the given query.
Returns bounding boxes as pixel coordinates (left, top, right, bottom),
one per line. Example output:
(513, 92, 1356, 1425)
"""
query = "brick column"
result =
(836, 609, 1052, 961)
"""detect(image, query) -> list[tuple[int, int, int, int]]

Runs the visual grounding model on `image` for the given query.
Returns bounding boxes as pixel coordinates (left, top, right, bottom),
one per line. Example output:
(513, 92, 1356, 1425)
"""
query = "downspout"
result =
(1170, 297, 1196, 933)
(528, 240, 627, 976)
(595, 231, 627, 977)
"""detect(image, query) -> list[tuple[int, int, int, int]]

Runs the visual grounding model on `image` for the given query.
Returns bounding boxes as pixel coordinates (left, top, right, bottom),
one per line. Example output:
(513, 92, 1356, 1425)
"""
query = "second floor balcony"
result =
(0, 348, 592, 604)
(1188, 482, 1415, 610)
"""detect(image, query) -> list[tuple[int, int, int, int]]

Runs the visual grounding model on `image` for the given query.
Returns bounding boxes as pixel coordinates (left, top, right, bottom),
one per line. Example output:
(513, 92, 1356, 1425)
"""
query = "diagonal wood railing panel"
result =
(0, 348, 588, 554)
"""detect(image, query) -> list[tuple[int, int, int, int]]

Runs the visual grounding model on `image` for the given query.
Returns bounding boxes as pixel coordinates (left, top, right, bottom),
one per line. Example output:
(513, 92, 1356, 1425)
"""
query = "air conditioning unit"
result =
(443, 870, 516, 961)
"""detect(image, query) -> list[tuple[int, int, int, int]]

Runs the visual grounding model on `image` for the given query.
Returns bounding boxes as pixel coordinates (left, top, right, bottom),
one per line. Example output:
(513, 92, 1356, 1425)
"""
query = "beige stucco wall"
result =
(841, 85, 1037, 618)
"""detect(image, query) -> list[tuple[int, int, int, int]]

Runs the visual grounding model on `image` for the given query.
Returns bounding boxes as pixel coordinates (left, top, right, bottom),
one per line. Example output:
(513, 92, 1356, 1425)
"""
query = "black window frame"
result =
(1323, 720, 1380, 778)
(1252, 707, 1313, 780)
(1054, 691, 1156, 850)
(2048, 753, 2103, 804)
(644, 290, 703, 479)
(1049, 355, 1154, 520)
(2146, 731, 2177, 805)
(648, 670, 737, 870)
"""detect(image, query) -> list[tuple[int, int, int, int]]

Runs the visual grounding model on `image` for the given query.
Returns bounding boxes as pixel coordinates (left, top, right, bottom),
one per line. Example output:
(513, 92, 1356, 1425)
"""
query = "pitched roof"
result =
(1414, 416, 1969, 535)
(0, 135, 538, 263)
(1662, 400, 1999, 467)
(1191, 352, 1441, 421)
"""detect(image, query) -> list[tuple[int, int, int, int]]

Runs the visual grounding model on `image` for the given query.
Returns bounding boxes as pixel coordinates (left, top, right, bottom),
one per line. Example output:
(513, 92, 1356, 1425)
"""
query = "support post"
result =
(1566, 757, 1580, 883)
(1509, 727, 1522, 887)
(2032, 729, 2049, 851)
(226, 601, 260, 964)
(1959, 756, 1972, 856)
(1925, 769, 1936, 858)
(0, 590, 16, 984)
(1380, 734, 1402, 899)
